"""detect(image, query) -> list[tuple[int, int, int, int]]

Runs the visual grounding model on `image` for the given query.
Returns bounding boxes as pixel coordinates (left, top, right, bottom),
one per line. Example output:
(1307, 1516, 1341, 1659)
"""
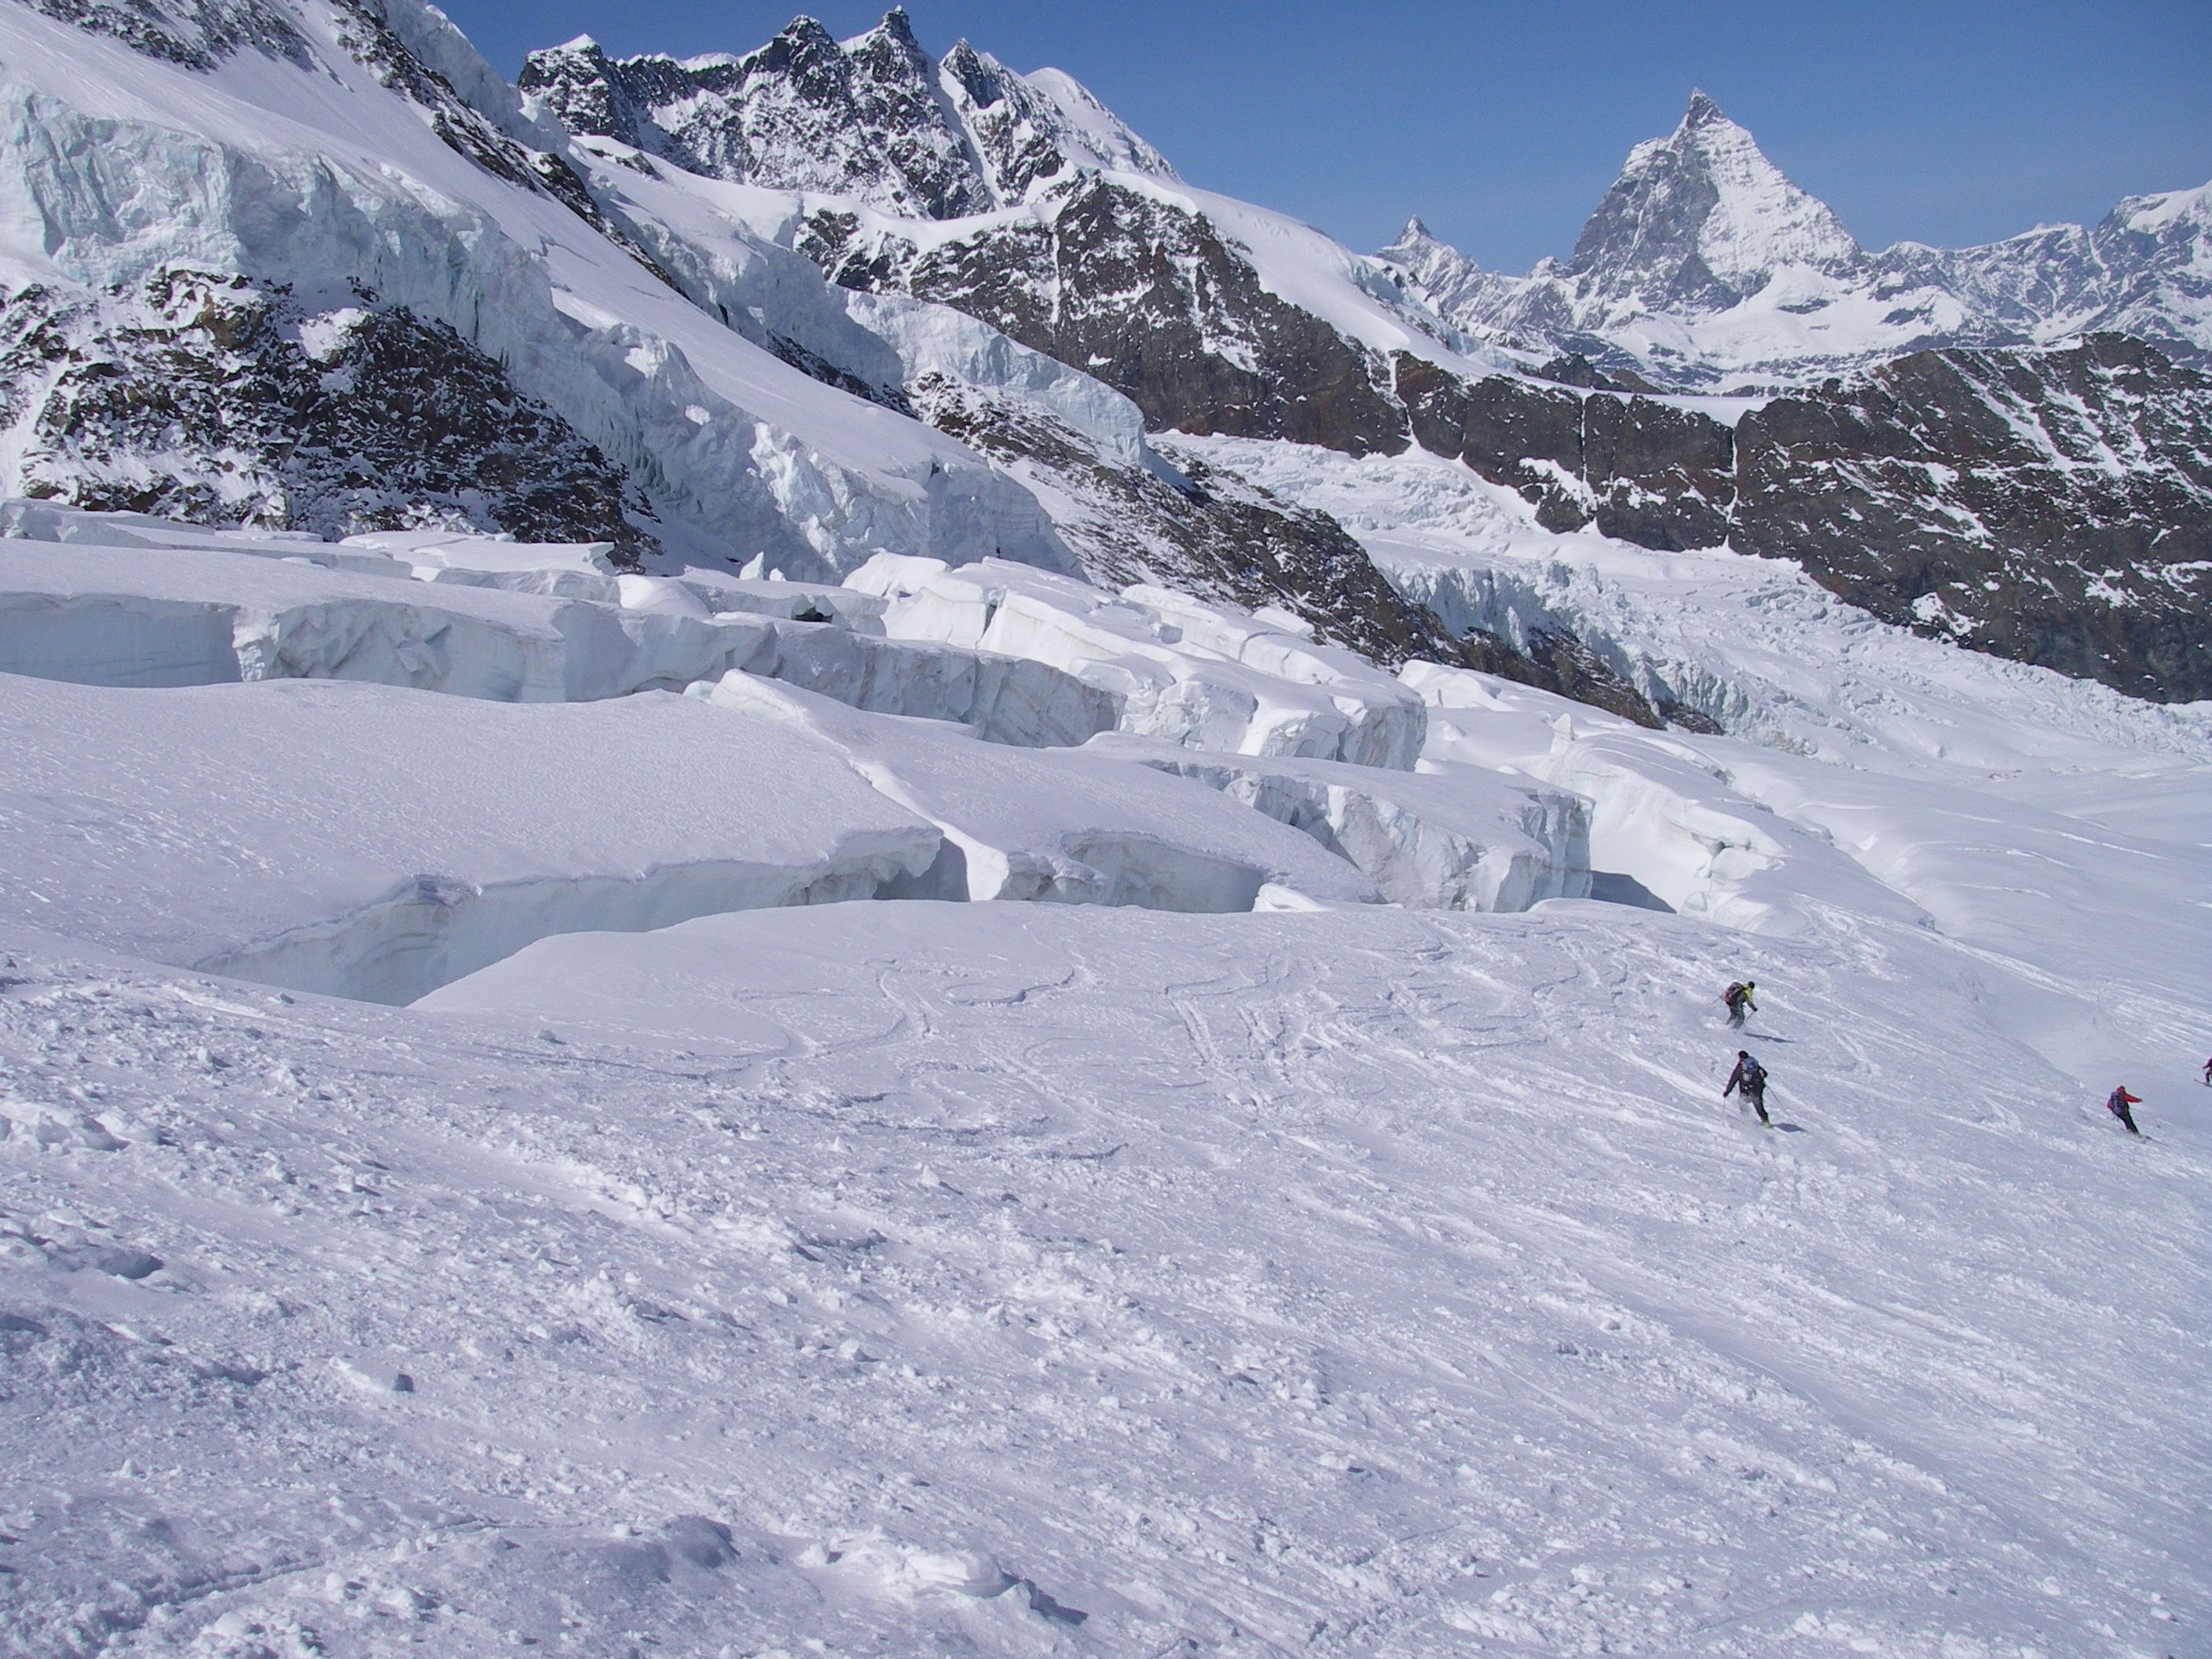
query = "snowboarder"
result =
(1723, 980, 1756, 1027)
(1724, 1050, 1770, 1126)
(2106, 1086, 2143, 1136)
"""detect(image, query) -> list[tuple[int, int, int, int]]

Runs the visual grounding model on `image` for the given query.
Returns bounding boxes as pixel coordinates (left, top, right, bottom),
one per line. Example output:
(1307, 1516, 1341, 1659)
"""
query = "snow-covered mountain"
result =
(1375, 92, 2212, 392)
(0, 3, 2206, 701)
(0, 0, 1075, 580)
(516, 11, 1177, 218)
(1, 9, 2209, 1654)
(521, 23, 2209, 702)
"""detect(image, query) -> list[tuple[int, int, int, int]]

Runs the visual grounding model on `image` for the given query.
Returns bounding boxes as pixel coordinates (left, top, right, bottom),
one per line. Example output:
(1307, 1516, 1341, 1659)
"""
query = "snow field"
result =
(0, 500, 2203, 1657)
(0, 511, 1606, 1015)
(694, 673, 1380, 911)
(0, 887, 2200, 1657)
(0, 674, 941, 1004)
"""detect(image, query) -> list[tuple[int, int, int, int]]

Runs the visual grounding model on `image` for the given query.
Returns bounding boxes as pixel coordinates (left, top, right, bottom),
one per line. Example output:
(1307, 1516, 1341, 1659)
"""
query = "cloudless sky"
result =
(438, 1, 2212, 273)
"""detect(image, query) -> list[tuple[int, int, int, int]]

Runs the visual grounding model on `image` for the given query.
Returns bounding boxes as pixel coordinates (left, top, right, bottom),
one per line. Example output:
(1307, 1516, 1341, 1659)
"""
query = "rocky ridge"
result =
(1375, 93, 2212, 392)
(3, 1, 2207, 709)
(516, 10, 1175, 218)
(537, 23, 2209, 704)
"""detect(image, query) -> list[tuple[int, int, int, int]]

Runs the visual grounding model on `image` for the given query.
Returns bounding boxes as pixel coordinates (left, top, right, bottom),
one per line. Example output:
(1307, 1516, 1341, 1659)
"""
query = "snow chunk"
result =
(695, 672, 1379, 910)
(0, 675, 941, 1003)
(1086, 732, 1590, 912)
(872, 558, 1426, 767)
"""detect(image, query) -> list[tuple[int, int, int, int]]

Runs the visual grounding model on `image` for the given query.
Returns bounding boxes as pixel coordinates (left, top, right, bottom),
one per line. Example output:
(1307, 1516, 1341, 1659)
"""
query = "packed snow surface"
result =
(2, 498, 2209, 1659)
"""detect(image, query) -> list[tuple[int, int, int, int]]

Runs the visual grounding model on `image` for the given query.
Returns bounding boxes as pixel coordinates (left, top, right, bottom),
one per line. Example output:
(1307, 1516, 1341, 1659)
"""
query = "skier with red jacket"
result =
(2106, 1086, 2143, 1135)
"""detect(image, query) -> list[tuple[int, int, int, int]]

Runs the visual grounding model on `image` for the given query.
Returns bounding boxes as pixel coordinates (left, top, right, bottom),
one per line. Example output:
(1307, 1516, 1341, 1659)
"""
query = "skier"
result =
(1724, 1050, 1770, 1126)
(1723, 980, 1757, 1028)
(2202, 1056, 2210, 1086)
(2106, 1086, 2143, 1136)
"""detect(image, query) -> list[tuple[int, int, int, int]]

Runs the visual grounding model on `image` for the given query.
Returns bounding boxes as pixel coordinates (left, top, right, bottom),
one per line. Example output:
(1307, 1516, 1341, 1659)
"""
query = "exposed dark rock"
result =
(1582, 394, 1735, 550)
(13, 0, 313, 71)
(1733, 335, 2212, 701)
(824, 177, 1411, 456)
(1533, 353, 1657, 394)
(0, 268, 651, 556)
(1393, 355, 1735, 548)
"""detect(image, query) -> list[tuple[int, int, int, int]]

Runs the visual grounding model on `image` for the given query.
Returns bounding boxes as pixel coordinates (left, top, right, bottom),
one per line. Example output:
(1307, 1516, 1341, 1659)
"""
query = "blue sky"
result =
(438, 1, 2212, 273)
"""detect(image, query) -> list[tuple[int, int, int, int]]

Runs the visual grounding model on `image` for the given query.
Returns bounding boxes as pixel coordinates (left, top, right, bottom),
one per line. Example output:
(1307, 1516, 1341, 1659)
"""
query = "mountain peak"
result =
(1683, 89, 1725, 128)
(848, 7, 924, 53)
(1567, 92, 1862, 308)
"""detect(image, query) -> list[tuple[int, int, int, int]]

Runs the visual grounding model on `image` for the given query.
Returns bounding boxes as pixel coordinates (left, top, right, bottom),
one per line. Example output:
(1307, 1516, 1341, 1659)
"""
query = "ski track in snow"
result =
(1, 891, 2204, 1657)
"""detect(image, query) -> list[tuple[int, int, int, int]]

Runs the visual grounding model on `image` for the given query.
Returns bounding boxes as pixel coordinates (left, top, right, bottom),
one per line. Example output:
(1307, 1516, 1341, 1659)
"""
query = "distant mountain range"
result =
(1376, 91, 2211, 394)
(0, 0, 2205, 702)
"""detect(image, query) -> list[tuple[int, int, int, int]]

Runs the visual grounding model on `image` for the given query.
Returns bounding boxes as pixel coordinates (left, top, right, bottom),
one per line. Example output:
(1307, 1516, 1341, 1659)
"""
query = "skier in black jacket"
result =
(1725, 1050, 1770, 1126)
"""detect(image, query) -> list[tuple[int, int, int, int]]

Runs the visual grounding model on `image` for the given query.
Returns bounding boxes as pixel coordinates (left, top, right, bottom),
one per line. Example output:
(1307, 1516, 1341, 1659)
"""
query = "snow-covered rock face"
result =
(1377, 93, 2212, 390)
(0, 269, 647, 552)
(1567, 92, 1865, 312)
(518, 9, 1173, 218)
(0, 0, 1072, 580)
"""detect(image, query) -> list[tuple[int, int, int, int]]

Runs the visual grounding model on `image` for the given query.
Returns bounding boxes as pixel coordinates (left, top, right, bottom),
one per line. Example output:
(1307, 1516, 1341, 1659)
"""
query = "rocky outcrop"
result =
(14, 0, 313, 70)
(521, 13, 992, 220)
(1390, 356, 1735, 548)
(811, 175, 1411, 456)
(1732, 335, 2212, 701)
(0, 269, 650, 553)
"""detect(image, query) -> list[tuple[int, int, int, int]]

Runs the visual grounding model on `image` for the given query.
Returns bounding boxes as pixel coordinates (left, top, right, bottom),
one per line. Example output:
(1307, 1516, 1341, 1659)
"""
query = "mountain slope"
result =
(1377, 93, 2212, 392)
(0, 500, 2205, 1657)
(0, 0, 1070, 577)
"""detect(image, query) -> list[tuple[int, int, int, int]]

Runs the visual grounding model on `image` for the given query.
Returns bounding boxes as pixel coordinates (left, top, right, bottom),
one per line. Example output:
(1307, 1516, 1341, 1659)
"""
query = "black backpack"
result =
(1739, 1057, 1767, 1090)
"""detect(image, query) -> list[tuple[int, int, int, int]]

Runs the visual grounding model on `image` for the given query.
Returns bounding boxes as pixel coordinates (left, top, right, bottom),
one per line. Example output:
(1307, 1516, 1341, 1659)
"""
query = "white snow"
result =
(0, 672, 943, 1003)
(0, 510, 1122, 738)
(0, 12, 2207, 1658)
(2, 489, 2207, 1653)
(870, 556, 1430, 767)
(694, 672, 1379, 910)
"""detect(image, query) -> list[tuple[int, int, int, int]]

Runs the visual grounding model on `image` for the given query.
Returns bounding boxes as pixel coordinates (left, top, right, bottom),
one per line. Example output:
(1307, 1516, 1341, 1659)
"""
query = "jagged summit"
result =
(1567, 90, 1863, 309)
(1375, 90, 2210, 390)
(518, 8, 1173, 216)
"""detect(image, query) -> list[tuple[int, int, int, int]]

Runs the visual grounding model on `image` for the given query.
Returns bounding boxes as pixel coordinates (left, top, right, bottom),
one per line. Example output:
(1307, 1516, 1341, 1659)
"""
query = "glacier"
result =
(0, 5, 2207, 1657)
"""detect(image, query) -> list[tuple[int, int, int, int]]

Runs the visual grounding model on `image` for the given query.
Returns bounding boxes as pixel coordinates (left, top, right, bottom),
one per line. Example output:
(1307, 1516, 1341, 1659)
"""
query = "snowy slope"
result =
(0, 10, 2209, 1654)
(0, 0, 1067, 576)
(0, 493, 2207, 1656)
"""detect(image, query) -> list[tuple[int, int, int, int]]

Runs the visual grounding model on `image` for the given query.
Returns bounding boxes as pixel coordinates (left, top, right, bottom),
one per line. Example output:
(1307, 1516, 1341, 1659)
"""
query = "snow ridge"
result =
(518, 8, 1174, 218)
